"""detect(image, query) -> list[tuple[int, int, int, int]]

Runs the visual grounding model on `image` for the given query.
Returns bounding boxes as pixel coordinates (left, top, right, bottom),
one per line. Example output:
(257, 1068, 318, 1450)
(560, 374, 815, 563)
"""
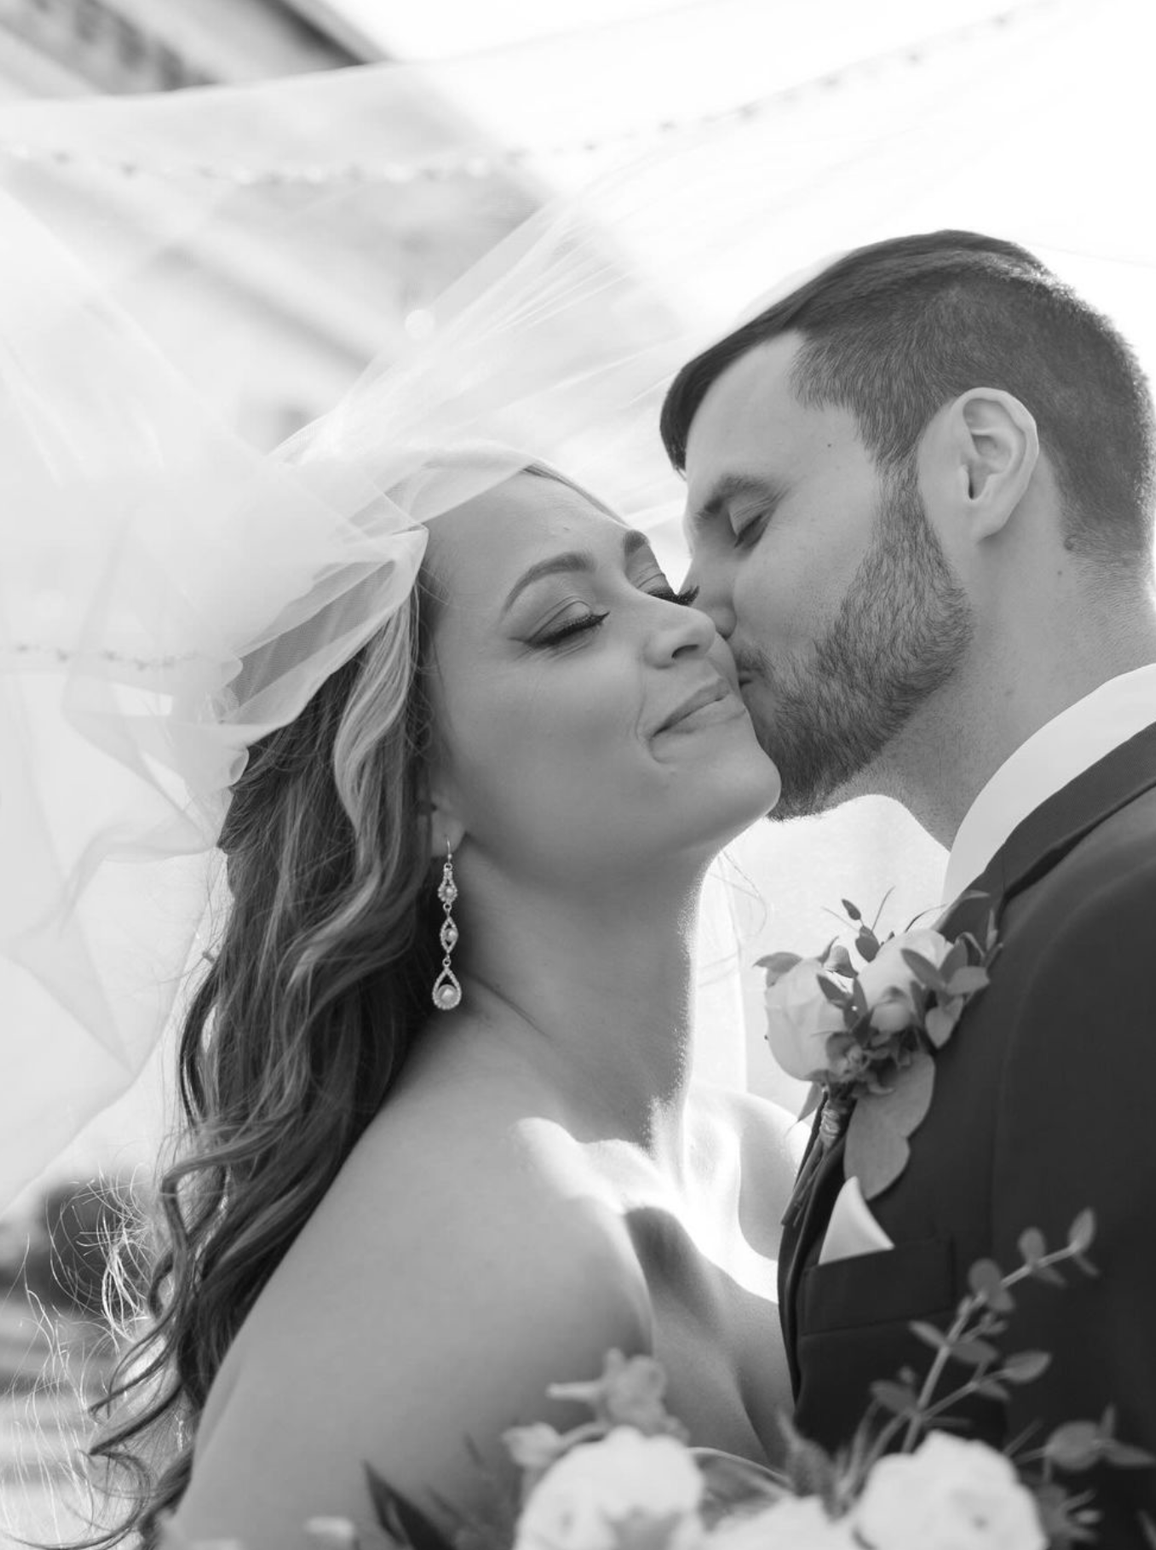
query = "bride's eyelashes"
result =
(532, 584, 702, 649)
(535, 607, 610, 647)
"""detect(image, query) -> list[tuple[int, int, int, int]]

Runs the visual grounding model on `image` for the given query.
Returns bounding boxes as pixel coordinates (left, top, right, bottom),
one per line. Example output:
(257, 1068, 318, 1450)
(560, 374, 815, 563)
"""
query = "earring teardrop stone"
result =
(432, 968, 462, 1010)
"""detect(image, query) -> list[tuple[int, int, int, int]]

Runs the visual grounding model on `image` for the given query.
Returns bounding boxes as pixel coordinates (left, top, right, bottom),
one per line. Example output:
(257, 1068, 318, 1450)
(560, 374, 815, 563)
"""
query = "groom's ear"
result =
(924, 388, 1040, 542)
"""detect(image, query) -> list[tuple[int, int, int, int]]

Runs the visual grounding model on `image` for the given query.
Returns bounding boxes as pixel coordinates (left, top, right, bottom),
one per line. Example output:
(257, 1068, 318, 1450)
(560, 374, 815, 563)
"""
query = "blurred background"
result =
(1, 0, 1153, 1539)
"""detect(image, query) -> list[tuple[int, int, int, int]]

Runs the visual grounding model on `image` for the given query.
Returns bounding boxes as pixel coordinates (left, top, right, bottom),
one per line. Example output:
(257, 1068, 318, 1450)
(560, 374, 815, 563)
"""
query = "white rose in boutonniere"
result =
(761, 956, 848, 1081)
(853, 1431, 1046, 1550)
(856, 927, 951, 1035)
(761, 899, 999, 1204)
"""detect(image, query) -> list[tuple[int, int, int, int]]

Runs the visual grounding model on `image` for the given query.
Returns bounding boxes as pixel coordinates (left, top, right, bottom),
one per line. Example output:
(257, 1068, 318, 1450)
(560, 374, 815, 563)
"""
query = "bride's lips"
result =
(653, 677, 744, 735)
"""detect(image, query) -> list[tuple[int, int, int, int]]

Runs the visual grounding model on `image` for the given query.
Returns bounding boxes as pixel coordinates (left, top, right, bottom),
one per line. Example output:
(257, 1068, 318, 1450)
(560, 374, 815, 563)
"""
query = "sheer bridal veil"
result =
(1, 0, 1153, 1206)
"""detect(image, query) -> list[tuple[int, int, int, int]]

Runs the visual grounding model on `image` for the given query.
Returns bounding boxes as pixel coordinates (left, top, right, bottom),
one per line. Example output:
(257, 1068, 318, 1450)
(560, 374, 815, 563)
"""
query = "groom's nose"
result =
(683, 556, 737, 640)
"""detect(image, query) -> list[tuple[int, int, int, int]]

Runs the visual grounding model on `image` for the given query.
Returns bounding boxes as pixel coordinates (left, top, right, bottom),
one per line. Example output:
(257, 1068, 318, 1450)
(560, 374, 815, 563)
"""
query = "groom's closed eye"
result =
(686, 473, 789, 546)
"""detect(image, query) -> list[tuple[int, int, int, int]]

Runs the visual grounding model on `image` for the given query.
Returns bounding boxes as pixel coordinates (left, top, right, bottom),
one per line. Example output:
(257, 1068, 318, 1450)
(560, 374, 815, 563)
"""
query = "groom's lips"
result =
(653, 677, 732, 735)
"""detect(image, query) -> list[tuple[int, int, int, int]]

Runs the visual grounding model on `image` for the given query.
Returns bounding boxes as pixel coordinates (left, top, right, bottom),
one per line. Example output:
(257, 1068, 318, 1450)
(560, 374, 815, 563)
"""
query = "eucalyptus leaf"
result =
(1068, 1209, 1097, 1254)
(1001, 1350, 1052, 1384)
(1045, 1420, 1104, 1472)
(900, 949, 948, 994)
(845, 1098, 910, 1200)
(947, 1338, 999, 1368)
(817, 973, 851, 1007)
(856, 929, 880, 963)
(967, 1258, 1015, 1313)
(1101, 1439, 1156, 1469)
(925, 1004, 959, 1048)
(910, 1320, 951, 1351)
(946, 965, 990, 996)
(844, 1049, 935, 1199)
(757, 951, 804, 984)
(939, 939, 967, 982)
(870, 1380, 919, 1416)
(973, 1379, 1011, 1402)
(872, 1048, 935, 1137)
(1018, 1227, 1047, 1264)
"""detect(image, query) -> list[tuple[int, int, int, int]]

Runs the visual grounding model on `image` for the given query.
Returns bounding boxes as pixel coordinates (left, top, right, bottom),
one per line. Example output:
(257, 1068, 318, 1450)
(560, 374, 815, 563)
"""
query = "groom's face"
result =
(681, 333, 972, 818)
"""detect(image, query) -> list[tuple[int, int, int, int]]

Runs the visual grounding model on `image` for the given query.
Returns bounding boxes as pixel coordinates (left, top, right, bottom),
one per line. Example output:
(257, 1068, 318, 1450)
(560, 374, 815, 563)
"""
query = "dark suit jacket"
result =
(779, 721, 1156, 1547)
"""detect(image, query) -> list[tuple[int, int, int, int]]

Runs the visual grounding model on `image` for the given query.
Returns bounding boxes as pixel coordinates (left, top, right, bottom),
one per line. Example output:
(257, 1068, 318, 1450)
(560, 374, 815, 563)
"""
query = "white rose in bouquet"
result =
(514, 1428, 705, 1550)
(853, 1432, 1046, 1550)
(709, 1496, 858, 1549)
(762, 959, 846, 1080)
(855, 928, 951, 1034)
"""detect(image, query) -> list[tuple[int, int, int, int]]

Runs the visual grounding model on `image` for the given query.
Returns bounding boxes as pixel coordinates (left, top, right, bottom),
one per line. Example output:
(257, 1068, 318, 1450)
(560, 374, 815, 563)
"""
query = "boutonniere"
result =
(761, 897, 999, 1209)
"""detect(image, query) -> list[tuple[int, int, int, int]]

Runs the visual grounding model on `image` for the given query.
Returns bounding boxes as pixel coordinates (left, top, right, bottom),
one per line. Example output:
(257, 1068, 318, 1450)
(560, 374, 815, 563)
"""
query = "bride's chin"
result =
(678, 753, 783, 853)
(715, 737, 783, 815)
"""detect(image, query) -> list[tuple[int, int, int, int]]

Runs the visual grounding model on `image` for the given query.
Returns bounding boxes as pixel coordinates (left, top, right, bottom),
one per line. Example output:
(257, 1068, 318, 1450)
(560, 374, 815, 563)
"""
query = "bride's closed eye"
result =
(533, 583, 701, 649)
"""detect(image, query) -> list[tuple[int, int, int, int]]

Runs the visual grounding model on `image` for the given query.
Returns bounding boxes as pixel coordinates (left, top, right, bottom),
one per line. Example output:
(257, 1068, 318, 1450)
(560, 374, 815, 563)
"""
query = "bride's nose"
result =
(642, 594, 717, 665)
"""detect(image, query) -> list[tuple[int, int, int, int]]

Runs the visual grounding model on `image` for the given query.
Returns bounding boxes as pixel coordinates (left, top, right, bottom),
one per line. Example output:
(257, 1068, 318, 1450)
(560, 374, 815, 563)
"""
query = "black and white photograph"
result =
(0, 1, 1153, 1547)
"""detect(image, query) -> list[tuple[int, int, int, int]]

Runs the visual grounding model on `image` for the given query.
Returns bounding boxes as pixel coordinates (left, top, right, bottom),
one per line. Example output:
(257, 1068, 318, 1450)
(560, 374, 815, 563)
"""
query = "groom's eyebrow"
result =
(501, 528, 651, 614)
(685, 474, 787, 537)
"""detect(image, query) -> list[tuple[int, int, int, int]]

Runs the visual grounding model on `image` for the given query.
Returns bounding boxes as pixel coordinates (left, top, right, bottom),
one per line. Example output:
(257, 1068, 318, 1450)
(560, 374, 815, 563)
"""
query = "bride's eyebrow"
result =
(500, 528, 651, 615)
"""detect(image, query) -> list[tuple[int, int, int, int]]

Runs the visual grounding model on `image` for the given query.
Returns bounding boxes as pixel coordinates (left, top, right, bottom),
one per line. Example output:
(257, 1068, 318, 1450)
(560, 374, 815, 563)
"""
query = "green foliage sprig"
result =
(771, 1210, 1155, 1547)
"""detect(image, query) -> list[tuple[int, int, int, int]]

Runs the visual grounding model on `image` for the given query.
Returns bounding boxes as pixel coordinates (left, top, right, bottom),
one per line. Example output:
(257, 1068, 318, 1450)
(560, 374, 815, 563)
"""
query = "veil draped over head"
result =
(0, 0, 1153, 1207)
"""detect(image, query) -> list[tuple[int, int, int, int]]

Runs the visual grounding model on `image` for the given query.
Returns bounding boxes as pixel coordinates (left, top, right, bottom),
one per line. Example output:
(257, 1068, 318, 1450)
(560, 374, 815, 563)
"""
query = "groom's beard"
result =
(741, 465, 974, 821)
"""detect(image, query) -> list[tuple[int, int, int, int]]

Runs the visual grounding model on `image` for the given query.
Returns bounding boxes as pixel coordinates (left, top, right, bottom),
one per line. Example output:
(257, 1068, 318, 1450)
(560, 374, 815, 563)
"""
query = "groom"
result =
(664, 232, 1156, 1543)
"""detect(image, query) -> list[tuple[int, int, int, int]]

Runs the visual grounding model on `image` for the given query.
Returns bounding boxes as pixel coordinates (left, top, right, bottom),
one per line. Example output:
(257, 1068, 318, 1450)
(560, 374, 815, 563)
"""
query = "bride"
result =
(85, 454, 800, 1549)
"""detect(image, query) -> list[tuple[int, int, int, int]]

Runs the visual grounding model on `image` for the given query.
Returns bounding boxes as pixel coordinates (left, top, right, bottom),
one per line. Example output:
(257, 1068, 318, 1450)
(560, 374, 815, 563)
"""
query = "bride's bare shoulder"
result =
(253, 1067, 651, 1364)
(181, 1072, 651, 1550)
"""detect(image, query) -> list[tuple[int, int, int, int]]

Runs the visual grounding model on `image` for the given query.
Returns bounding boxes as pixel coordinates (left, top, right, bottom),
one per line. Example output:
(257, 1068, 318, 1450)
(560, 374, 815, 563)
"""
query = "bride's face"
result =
(422, 472, 780, 886)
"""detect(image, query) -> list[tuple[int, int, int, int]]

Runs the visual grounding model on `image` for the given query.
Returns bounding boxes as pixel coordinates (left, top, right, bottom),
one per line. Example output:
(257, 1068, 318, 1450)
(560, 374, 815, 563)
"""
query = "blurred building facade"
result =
(0, 0, 540, 445)
(0, 0, 367, 101)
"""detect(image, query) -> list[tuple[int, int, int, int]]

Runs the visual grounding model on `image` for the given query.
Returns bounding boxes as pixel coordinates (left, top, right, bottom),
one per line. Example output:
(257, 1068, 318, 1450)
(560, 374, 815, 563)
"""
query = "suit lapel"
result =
(937, 720, 1156, 935)
(990, 718, 1156, 903)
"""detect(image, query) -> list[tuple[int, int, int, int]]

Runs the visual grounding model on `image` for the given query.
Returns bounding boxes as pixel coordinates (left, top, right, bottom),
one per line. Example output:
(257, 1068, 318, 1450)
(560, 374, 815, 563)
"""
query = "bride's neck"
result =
(446, 861, 705, 1170)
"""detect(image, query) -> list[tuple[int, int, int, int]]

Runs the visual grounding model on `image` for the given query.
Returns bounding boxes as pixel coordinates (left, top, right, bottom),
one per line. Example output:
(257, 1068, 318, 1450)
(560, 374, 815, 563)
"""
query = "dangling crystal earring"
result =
(431, 842, 462, 1011)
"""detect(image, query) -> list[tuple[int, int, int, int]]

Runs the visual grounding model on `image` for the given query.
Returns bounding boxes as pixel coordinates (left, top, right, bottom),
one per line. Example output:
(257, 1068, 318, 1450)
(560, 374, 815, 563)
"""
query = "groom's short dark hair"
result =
(660, 231, 1156, 567)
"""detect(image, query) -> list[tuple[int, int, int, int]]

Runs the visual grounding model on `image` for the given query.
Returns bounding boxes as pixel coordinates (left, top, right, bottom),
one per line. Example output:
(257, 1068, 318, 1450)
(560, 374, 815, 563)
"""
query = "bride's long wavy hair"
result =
(82, 581, 442, 1545)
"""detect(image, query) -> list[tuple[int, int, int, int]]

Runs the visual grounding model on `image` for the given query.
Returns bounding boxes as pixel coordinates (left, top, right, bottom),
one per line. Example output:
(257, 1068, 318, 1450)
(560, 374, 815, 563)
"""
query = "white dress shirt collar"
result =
(943, 663, 1156, 904)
